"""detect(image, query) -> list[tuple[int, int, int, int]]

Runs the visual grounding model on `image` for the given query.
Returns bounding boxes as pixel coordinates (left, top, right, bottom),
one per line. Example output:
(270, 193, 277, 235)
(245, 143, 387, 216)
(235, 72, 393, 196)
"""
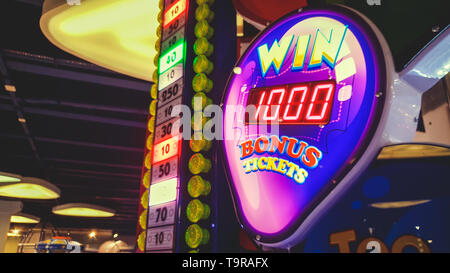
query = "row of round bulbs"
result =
(185, 0, 216, 252)
(137, 0, 165, 252)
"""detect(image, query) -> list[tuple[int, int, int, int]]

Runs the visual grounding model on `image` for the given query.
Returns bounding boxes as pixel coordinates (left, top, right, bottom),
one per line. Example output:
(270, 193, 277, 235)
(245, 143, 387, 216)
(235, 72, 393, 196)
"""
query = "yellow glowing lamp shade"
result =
(0, 172, 22, 183)
(52, 203, 115, 217)
(370, 200, 431, 209)
(11, 213, 40, 224)
(40, 0, 160, 81)
(378, 144, 450, 159)
(0, 177, 60, 199)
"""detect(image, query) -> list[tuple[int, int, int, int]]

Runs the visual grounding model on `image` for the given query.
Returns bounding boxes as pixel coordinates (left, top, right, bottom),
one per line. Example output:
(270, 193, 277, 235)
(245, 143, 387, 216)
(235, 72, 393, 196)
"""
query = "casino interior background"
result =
(0, 0, 448, 253)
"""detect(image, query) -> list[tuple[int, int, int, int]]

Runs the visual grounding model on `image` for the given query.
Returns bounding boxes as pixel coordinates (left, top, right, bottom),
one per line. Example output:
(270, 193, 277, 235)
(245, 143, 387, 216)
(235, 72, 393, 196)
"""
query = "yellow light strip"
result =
(52, 203, 115, 217)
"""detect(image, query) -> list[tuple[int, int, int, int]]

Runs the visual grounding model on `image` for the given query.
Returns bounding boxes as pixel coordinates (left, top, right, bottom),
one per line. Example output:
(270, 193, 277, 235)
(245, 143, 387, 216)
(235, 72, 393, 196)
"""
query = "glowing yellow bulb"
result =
(139, 209, 148, 229)
(137, 231, 146, 251)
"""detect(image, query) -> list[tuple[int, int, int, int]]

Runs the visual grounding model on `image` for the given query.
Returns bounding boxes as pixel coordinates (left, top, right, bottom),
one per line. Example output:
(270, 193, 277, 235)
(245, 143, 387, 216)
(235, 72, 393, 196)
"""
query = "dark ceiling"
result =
(0, 0, 152, 236)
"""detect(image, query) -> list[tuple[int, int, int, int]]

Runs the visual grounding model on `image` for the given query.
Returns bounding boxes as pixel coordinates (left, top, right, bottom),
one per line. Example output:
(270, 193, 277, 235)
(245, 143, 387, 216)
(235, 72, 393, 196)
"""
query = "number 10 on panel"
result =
(152, 135, 181, 164)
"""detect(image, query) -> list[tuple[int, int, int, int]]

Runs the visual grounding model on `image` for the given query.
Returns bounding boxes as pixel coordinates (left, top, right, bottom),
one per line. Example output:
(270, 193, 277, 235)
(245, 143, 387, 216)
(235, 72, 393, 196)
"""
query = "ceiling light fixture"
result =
(369, 199, 431, 209)
(0, 172, 22, 183)
(52, 203, 115, 218)
(10, 212, 41, 224)
(40, 0, 160, 81)
(4, 84, 16, 93)
(377, 144, 450, 159)
(0, 177, 60, 199)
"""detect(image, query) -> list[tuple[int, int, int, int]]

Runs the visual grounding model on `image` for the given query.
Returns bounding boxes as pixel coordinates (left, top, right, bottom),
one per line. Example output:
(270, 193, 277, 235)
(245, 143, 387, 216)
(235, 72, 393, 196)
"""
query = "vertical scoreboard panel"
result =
(145, 0, 188, 252)
(145, 0, 188, 253)
(139, 0, 241, 253)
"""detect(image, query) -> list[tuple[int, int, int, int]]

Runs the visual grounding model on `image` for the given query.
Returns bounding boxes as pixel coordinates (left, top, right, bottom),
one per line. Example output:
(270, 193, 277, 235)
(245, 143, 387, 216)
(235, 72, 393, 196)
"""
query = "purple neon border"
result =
(220, 5, 387, 243)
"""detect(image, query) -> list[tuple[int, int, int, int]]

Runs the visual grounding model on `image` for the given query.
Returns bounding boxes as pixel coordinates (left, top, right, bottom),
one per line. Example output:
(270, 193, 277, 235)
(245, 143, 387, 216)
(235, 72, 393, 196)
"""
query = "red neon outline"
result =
(163, 0, 187, 28)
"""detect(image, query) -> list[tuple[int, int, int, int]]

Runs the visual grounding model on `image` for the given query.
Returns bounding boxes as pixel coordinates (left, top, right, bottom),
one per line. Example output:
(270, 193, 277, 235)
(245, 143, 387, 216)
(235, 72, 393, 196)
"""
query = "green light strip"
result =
(159, 40, 186, 74)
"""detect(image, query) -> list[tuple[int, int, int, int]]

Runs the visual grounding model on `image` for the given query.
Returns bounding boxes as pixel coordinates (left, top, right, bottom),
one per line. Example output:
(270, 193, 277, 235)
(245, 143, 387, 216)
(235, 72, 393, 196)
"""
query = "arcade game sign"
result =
(222, 5, 424, 249)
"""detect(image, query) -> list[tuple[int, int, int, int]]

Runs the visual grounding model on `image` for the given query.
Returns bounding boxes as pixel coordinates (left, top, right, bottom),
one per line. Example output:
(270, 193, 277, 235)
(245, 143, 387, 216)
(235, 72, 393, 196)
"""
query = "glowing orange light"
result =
(153, 136, 180, 164)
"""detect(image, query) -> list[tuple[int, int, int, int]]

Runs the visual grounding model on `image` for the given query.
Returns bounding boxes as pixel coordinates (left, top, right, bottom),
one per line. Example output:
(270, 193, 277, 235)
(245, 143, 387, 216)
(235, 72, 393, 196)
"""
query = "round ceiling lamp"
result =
(0, 177, 60, 200)
(40, 0, 161, 81)
(377, 144, 450, 159)
(52, 203, 115, 218)
(10, 212, 41, 224)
